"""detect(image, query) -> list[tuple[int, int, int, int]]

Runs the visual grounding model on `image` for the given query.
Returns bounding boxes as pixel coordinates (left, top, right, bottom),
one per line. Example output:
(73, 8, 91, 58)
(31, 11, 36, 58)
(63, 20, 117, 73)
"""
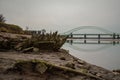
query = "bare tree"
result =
(0, 14, 6, 23)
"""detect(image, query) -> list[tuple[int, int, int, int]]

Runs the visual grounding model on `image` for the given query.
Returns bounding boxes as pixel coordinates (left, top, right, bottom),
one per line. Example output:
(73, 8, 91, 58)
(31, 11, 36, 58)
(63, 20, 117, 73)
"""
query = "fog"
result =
(0, 0, 120, 33)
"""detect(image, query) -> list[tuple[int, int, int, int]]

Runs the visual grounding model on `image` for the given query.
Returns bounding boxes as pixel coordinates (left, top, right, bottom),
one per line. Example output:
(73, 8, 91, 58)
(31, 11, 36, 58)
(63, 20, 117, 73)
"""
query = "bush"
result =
(0, 14, 6, 23)
(0, 22, 23, 34)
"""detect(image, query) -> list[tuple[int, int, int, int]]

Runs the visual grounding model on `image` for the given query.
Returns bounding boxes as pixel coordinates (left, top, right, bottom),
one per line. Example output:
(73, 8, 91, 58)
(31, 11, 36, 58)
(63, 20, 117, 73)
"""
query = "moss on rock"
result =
(8, 60, 102, 80)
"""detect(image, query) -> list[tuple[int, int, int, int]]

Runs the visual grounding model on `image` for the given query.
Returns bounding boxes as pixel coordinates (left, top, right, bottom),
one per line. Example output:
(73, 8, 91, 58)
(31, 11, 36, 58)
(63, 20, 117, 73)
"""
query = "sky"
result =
(0, 0, 120, 33)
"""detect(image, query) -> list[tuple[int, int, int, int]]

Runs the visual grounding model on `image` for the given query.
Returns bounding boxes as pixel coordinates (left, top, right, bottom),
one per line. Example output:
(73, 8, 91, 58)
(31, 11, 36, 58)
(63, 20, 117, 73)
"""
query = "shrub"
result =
(0, 14, 6, 23)
(0, 22, 23, 34)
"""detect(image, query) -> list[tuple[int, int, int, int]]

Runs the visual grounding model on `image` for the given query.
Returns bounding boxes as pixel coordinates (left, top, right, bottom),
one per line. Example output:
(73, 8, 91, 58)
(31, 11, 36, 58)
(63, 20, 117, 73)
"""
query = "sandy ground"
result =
(0, 50, 120, 80)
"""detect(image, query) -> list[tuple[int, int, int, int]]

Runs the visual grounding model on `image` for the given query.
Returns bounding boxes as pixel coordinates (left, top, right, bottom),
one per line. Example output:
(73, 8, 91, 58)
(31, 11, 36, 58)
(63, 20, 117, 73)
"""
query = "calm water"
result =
(63, 43, 120, 70)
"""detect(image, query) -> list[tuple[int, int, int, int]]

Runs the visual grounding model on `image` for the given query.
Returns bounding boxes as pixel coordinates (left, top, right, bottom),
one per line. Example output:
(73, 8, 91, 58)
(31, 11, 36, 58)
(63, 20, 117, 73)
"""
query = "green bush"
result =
(0, 22, 23, 34)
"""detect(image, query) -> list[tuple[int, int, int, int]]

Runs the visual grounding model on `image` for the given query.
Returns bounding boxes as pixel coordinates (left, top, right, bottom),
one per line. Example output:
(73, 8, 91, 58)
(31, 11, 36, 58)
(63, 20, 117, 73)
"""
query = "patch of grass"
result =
(0, 22, 23, 34)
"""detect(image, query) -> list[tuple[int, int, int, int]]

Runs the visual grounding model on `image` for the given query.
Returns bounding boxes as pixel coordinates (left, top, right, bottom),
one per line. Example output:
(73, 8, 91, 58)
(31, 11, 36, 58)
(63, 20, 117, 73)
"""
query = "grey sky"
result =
(0, 0, 120, 33)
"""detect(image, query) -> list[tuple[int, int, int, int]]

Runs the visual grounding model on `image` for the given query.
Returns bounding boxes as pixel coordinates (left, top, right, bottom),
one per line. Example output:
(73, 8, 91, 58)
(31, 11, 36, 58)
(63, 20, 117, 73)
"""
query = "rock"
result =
(65, 62, 75, 69)
(96, 73, 101, 77)
(14, 42, 24, 51)
(70, 76, 87, 80)
(59, 57, 66, 60)
(76, 64, 84, 68)
(35, 63, 48, 74)
(48, 75, 68, 80)
(0, 77, 3, 80)
(15, 62, 34, 74)
(113, 69, 120, 74)
(22, 47, 34, 53)
(35, 41, 55, 50)
(79, 68, 88, 73)
(77, 60, 85, 64)
(33, 48, 39, 52)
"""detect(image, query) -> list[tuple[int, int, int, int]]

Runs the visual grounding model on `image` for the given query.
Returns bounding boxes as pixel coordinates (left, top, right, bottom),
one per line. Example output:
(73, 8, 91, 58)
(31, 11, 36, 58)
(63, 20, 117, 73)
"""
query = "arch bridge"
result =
(63, 26, 120, 45)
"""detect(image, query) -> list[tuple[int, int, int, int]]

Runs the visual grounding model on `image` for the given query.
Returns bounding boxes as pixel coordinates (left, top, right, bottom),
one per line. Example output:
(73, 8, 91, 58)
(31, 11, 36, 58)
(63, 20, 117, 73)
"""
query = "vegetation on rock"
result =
(0, 22, 23, 33)
(7, 60, 102, 80)
(0, 31, 68, 51)
(15, 31, 68, 51)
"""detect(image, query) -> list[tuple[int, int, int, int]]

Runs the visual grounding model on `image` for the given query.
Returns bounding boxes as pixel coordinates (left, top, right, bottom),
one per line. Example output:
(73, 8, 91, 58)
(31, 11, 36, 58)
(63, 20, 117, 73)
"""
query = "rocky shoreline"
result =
(0, 32, 120, 80)
(0, 49, 120, 80)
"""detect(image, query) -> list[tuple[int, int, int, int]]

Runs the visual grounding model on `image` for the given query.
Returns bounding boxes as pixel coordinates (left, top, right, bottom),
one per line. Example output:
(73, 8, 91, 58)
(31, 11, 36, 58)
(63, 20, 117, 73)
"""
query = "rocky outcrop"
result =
(0, 50, 120, 80)
(0, 32, 68, 52)
(0, 33, 120, 80)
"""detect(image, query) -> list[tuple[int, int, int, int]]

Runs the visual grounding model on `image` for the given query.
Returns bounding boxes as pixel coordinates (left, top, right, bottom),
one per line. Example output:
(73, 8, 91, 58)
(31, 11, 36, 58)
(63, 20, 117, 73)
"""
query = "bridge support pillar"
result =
(70, 33, 73, 38)
(117, 34, 119, 44)
(70, 40, 73, 45)
(113, 33, 116, 45)
(84, 34, 86, 44)
(98, 34, 100, 44)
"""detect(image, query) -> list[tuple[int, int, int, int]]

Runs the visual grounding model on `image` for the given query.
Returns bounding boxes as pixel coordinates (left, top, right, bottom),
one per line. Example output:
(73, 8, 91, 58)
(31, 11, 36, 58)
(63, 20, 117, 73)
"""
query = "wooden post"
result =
(98, 34, 100, 44)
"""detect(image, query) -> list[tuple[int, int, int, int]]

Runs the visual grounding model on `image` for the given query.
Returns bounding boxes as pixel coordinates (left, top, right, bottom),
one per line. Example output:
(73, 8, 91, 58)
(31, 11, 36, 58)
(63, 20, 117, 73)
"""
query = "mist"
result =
(0, 0, 120, 33)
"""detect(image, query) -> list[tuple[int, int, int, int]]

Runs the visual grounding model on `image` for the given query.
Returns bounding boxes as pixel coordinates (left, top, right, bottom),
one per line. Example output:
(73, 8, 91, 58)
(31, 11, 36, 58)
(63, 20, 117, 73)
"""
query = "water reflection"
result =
(63, 26, 120, 70)
(65, 43, 112, 52)
(63, 43, 120, 70)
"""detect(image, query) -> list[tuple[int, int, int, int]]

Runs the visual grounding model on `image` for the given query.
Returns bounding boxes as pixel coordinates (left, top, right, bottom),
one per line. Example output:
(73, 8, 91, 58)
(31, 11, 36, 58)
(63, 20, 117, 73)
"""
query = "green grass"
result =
(0, 22, 23, 34)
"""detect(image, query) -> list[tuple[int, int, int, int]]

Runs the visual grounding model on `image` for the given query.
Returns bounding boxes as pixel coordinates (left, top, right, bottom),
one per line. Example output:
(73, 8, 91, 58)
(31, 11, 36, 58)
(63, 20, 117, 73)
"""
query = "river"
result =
(63, 43, 120, 70)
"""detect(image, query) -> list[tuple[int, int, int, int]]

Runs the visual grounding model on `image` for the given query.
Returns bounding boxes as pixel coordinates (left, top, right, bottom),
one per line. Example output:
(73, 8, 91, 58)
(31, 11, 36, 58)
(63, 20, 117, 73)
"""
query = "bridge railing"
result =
(66, 33, 120, 45)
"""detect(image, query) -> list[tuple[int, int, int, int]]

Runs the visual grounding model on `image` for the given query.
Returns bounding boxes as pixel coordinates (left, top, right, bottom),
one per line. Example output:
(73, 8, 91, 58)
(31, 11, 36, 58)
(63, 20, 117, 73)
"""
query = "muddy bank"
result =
(0, 50, 120, 80)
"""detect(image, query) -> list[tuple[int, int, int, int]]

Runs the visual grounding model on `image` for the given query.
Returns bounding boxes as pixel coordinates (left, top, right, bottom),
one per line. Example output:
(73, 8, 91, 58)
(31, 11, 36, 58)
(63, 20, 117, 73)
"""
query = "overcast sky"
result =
(0, 0, 120, 33)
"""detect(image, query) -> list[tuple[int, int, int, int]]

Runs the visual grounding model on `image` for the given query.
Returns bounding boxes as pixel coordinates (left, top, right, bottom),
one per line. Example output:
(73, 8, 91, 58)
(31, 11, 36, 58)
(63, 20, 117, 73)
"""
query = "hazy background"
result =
(0, 0, 120, 33)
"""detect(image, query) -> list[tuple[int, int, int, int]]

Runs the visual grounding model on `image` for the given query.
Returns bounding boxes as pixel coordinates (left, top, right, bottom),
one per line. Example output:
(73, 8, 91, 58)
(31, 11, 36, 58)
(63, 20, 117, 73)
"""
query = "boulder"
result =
(22, 47, 34, 53)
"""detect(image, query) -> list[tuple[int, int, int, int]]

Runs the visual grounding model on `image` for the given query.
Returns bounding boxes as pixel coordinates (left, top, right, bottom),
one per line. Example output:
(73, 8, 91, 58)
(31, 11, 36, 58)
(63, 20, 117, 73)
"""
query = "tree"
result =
(0, 14, 6, 23)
